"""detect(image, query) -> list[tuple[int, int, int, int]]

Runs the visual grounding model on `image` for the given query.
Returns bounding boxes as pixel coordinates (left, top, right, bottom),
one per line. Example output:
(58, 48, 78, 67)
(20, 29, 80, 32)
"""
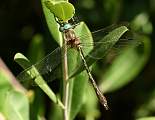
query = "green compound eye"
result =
(59, 23, 73, 32)
(64, 23, 72, 30)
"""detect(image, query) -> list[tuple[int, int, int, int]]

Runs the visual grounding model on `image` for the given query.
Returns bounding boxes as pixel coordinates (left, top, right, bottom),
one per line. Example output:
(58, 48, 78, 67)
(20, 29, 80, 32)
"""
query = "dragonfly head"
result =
(54, 16, 79, 32)
(59, 23, 73, 32)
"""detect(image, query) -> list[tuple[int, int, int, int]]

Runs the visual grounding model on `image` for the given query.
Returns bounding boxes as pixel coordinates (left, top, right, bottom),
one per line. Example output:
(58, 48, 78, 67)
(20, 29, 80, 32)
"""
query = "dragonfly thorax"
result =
(64, 29, 80, 48)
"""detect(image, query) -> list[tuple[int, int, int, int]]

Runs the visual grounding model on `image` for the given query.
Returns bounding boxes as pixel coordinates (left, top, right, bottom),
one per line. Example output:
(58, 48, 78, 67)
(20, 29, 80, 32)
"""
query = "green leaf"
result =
(0, 70, 12, 112)
(0, 60, 28, 119)
(14, 53, 64, 109)
(136, 117, 155, 120)
(83, 85, 101, 120)
(69, 26, 128, 78)
(44, 0, 75, 21)
(69, 72, 88, 120)
(14, 53, 32, 69)
(103, 0, 122, 23)
(27, 34, 45, 64)
(131, 12, 153, 34)
(49, 102, 63, 120)
(99, 35, 151, 93)
(4, 90, 29, 120)
(42, 0, 75, 45)
(0, 68, 12, 90)
(134, 90, 155, 118)
(41, 0, 62, 45)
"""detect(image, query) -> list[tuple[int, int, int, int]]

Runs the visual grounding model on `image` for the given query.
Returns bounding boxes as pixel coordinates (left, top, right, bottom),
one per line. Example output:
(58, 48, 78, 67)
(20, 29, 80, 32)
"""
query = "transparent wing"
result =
(16, 46, 82, 86)
(69, 30, 143, 78)
(17, 47, 62, 86)
(77, 22, 129, 43)
(79, 25, 142, 59)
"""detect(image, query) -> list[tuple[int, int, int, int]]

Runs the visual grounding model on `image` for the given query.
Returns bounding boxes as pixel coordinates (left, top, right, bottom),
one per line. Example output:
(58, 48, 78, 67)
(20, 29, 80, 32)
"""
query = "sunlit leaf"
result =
(136, 117, 155, 120)
(14, 53, 64, 109)
(44, 0, 75, 21)
(4, 90, 29, 120)
(27, 34, 45, 64)
(41, 0, 62, 45)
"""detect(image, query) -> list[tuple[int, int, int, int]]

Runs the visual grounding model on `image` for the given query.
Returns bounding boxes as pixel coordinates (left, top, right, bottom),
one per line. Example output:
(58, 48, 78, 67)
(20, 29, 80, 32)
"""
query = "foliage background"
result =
(0, 0, 155, 120)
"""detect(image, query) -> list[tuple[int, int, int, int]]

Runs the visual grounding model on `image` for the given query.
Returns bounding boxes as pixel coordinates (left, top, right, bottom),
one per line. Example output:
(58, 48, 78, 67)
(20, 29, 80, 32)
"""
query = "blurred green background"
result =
(0, 0, 155, 120)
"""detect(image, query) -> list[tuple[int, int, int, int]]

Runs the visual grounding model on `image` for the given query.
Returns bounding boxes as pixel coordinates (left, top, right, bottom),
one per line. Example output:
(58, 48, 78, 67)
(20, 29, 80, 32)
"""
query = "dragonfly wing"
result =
(70, 29, 143, 78)
(17, 47, 62, 86)
(78, 23, 129, 43)
(80, 28, 142, 59)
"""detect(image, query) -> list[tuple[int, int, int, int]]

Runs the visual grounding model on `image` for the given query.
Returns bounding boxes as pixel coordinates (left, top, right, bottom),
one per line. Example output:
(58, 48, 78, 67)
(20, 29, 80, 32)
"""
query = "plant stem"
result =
(62, 33, 69, 120)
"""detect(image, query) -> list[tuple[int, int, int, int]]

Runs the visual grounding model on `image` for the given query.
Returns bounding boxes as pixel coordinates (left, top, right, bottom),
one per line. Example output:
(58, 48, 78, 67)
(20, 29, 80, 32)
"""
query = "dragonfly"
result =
(16, 18, 140, 110)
